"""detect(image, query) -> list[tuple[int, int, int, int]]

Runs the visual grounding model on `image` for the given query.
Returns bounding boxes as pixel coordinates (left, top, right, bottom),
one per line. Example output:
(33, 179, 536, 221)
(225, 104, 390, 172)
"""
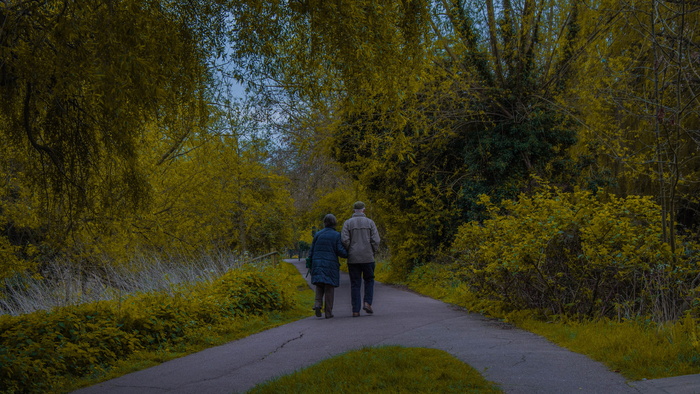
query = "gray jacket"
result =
(341, 212, 380, 264)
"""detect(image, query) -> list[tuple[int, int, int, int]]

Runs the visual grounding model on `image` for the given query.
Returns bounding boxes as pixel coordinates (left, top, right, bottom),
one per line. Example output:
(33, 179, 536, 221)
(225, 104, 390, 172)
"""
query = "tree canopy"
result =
(2, 0, 700, 282)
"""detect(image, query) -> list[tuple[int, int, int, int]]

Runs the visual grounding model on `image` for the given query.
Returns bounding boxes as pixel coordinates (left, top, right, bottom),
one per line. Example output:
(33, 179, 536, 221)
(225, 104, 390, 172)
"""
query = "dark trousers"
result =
(314, 284, 335, 317)
(348, 262, 375, 313)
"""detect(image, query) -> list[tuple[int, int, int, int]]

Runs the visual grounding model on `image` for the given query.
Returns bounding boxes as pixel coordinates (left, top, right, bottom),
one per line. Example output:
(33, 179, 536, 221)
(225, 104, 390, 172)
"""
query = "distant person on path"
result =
(341, 201, 380, 317)
(308, 214, 348, 319)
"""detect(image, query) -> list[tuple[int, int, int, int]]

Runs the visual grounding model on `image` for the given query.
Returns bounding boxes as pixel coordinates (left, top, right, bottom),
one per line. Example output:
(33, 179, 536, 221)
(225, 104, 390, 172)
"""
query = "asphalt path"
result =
(74, 259, 700, 393)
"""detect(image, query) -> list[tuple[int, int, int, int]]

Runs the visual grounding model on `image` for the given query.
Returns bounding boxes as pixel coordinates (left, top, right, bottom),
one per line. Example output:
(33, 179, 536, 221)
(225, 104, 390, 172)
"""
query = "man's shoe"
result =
(352, 312, 360, 317)
(313, 307, 322, 317)
(363, 303, 373, 314)
(325, 314, 334, 319)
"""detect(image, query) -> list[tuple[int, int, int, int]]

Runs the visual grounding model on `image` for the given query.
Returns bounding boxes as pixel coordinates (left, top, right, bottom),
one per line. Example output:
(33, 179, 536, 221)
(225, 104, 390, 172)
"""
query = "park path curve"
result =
(74, 259, 700, 393)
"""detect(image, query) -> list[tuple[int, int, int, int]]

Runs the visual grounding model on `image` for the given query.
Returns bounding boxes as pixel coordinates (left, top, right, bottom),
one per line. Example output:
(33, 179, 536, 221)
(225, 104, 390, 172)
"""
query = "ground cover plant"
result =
(247, 345, 502, 393)
(0, 259, 314, 393)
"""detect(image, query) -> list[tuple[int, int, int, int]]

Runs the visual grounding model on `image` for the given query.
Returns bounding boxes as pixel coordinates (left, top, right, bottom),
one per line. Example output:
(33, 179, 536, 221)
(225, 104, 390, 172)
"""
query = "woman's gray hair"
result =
(323, 214, 337, 228)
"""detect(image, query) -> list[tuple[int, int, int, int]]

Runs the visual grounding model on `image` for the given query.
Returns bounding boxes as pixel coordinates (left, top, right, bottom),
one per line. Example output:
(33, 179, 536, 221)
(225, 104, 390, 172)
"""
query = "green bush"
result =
(206, 268, 294, 318)
(450, 186, 700, 321)
(0, 263, 296, 393)
(0, 303, 141, 393)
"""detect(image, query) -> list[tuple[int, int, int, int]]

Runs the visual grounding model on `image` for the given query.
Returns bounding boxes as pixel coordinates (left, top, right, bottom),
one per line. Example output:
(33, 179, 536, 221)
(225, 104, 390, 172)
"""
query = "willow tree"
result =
(0, 1, 229, 272)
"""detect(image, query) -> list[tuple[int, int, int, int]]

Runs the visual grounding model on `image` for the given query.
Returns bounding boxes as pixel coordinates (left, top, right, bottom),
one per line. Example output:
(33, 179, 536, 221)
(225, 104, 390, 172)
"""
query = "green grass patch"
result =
(248, 345, 502, 393)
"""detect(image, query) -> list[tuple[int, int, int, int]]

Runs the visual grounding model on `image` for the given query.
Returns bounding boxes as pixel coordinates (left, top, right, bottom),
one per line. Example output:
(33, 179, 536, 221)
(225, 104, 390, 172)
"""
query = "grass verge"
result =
(2, 261, 315, 394)
(517, 316, 700, 381)
(65, 298, 315, 392)
(401, 261, 700, 381)
(65, 261, 315, 392)
(247, 345, 502, 393)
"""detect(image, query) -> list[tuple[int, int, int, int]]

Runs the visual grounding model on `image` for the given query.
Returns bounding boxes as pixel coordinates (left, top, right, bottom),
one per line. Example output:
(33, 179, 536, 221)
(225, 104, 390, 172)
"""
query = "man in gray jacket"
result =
(341, 201, 381, 317)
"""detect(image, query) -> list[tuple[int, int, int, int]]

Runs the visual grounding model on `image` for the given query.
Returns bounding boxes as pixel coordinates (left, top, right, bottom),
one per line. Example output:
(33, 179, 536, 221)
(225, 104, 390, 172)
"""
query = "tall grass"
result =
(0, 250, 248, 316)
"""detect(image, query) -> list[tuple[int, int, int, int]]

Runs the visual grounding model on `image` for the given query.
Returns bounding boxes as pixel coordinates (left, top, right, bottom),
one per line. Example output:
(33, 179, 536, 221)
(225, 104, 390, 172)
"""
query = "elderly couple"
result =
(307, 201, 381, 319)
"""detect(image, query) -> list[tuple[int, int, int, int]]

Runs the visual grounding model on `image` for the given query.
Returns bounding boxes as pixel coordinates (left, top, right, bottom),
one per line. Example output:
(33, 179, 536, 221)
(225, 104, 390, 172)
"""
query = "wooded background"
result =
(2, 0, 699, 299)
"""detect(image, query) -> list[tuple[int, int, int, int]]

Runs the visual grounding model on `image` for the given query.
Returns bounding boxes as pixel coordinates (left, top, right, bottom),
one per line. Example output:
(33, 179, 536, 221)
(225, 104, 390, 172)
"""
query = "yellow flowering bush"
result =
(451, 187, 699, 320)
(205, 266, 295, 319)
(0, 263, 296, 393)
(0, 302, 143, 392)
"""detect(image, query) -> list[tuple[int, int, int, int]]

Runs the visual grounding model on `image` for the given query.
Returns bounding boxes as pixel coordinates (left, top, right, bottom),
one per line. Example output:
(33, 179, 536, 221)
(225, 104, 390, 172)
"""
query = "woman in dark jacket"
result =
(308, 214, 348, 318)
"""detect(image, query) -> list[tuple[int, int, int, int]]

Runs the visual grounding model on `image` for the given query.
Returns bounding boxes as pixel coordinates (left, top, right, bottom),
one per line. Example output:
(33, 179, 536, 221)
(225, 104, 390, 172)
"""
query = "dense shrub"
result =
(0, 303, 142, 392)
(206, 268, 294, 318)
(0, 263, 296, 393)
(450, 187, 700, 321)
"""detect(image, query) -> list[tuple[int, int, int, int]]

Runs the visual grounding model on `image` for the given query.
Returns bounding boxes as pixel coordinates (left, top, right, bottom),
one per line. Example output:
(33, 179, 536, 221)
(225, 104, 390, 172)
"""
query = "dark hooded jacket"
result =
(308, 227, 348, 287)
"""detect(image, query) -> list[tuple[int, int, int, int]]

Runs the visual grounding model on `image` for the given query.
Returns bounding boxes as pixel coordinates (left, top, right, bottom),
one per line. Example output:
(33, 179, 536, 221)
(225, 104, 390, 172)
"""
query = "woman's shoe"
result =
(352, 312, 360, 317)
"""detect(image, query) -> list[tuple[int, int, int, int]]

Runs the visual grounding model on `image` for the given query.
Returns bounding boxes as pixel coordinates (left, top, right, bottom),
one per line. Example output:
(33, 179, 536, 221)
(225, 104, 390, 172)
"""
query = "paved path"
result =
(75, 259, 700, 393)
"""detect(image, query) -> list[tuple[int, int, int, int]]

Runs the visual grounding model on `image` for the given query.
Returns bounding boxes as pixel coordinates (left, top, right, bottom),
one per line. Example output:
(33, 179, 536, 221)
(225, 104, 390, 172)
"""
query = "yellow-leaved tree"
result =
(0, 1, 297, 278)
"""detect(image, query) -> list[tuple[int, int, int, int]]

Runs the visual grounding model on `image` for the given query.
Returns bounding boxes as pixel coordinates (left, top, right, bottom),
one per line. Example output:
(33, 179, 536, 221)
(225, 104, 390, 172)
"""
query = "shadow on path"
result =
(74, 259, 699, 393)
